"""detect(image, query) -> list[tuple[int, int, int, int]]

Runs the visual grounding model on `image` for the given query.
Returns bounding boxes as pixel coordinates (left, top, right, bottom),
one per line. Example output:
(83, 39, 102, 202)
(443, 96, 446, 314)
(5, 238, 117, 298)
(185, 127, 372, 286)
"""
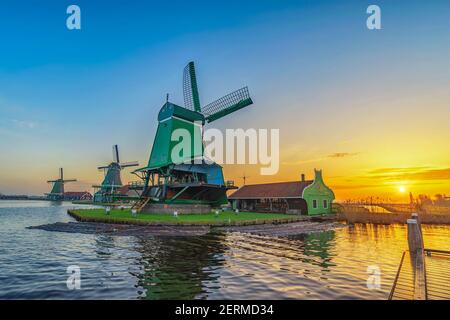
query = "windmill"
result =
(93, 145, 139, 203)
(46, 168, 76, 201)
(133, 61, 253, 213)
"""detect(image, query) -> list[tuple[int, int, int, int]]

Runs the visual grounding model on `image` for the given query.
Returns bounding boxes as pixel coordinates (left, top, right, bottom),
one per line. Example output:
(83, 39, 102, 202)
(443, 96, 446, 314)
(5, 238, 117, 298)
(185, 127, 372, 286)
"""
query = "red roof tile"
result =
(228, 180, 313, 199)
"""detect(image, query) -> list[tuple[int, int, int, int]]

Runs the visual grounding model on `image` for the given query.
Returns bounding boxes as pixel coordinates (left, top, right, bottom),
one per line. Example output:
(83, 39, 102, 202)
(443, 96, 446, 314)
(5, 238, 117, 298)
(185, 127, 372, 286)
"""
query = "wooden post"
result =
(411, 213, 424, 249)
(407, 218, 427, 300)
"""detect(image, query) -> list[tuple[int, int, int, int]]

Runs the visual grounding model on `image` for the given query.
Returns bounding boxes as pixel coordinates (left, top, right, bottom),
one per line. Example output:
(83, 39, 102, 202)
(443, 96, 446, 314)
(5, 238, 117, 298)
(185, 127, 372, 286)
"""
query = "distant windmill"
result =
(46, 168, 76, 201)
(93, 145, 139, 203)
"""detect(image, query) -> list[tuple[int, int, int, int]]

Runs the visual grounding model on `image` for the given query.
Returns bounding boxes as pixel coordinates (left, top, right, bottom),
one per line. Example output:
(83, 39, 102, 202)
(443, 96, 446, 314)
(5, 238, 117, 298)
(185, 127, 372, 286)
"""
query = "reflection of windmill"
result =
(93, 145, 139, 203)
(46, 168, 76, 201)
(133, 61, 253, 212)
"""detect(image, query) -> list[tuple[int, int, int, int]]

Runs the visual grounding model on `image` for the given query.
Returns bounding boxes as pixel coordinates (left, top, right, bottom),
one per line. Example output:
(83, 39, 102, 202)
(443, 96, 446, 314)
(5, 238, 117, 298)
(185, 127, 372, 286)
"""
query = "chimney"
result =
(301, 174, 305, 182)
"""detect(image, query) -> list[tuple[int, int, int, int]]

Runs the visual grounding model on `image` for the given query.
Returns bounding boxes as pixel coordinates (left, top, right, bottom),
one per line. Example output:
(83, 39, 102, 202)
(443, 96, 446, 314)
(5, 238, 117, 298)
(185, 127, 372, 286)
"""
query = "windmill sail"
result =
(202, 86, 253, 123)
(183, 61, 201, 112)
(120, 161, 139, 168)
(113, 145, 120, 163)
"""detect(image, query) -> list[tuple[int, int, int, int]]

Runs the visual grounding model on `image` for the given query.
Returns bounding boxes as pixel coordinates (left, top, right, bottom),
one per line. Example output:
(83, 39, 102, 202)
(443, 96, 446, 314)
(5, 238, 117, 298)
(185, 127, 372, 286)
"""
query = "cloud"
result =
(368, 166, 431, 174)
(327, 152, 360, 158)
(10, 119, 38, 129)
(331, 184, 379, 190)
(281, 157, 325, 165)
(282, 151, 360, 165)
(367, 166, 450, 181)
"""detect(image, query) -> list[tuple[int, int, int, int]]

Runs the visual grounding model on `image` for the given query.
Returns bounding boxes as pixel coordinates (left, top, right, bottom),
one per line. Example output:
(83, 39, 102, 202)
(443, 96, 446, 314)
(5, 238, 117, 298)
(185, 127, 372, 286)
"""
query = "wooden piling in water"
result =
(407, 217, 427, 300)
(410, 213, 424, 249)
(390, 213, 449, 300)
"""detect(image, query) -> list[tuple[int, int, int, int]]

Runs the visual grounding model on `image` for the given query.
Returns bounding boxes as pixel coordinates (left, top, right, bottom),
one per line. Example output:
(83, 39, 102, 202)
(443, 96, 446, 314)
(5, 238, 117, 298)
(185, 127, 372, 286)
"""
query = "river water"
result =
(0, 200, 449, 300)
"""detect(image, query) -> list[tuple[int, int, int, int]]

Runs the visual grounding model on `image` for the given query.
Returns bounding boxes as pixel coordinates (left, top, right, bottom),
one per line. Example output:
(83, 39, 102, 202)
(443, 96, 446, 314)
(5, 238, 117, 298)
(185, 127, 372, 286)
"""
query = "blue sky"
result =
(0, 1, 449, 197)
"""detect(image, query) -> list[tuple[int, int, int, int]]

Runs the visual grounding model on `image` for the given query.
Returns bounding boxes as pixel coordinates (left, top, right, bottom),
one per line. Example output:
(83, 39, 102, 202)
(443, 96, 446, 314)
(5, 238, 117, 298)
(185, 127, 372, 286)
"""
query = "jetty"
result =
(389, 213, 450, 300)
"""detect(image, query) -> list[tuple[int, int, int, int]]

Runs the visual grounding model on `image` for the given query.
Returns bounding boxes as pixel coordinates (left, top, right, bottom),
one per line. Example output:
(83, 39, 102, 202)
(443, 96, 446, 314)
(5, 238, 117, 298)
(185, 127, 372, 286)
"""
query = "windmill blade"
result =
(62, 179, 77, 183)
(59, 168, 64, 180)
(202, 87, 253, 123)
(98, 165, 110, 170)
(112, 145, 120, 163)
(120, 161, 139, 168)
(183, 61, 201, 112)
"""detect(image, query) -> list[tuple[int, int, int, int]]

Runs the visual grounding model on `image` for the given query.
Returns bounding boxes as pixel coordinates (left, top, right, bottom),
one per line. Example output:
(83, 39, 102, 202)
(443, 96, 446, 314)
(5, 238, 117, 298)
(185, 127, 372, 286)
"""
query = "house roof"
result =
(228, 180, 313, 199)
(117, 185, 130, 195)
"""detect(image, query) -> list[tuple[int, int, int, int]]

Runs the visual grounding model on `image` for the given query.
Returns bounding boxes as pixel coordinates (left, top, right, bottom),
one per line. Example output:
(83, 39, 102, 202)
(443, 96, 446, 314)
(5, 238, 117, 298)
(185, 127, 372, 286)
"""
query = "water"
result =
(0, 200, 449, 300)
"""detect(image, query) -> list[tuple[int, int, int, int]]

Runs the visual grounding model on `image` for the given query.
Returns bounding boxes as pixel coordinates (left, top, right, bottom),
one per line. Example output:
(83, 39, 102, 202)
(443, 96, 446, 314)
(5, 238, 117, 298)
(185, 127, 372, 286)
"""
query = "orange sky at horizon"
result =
(2, 113, 448, 203)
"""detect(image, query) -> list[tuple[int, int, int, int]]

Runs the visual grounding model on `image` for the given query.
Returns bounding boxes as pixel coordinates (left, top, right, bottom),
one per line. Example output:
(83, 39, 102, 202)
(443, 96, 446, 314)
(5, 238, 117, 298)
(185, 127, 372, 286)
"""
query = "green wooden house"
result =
(302, 169, 335, 215)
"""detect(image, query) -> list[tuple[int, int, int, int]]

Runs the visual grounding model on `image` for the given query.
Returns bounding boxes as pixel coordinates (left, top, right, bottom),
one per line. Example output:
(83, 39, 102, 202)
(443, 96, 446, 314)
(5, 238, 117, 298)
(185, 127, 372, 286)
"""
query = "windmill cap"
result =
(159, 102, 205, 123)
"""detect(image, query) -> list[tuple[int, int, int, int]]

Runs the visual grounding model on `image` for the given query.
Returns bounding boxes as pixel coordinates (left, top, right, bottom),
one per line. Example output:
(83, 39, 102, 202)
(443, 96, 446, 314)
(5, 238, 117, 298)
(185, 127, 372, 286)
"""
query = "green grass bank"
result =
(68, 209, 302, 226)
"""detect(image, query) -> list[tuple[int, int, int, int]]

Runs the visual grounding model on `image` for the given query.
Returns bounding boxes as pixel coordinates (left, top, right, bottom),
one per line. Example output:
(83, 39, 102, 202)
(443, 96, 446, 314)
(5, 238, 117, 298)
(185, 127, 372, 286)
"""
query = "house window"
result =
(312, 200, 317, 208)
(323, 200, 328, 209)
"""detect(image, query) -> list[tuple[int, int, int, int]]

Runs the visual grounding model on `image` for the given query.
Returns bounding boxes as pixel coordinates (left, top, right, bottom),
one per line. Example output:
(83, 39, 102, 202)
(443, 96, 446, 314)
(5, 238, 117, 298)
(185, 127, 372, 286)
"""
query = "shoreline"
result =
(67, 209, 309, 227)
(338, 211, 450, 225)
(25, 209, 346, 237)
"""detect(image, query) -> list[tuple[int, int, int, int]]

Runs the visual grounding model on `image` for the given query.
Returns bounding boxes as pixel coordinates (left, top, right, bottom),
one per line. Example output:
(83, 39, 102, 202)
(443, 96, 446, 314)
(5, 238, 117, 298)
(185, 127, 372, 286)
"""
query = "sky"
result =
(0, 0, 449, 201)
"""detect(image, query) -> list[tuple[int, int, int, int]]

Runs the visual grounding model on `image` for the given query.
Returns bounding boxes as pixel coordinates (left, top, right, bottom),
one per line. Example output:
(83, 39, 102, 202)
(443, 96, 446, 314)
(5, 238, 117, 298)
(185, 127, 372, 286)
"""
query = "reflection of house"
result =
(228, 169, 334, 215)
(63, 191, 93, 201)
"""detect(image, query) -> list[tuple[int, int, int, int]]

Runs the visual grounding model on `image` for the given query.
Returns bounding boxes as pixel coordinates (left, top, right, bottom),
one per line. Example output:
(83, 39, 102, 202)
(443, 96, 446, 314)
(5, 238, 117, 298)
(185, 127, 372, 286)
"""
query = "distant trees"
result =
(416, 194, 450, 207)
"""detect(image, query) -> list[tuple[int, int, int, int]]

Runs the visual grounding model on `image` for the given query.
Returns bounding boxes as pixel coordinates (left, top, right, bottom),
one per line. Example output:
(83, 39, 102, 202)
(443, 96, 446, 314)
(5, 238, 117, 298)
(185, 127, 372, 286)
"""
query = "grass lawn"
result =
(69, 209, 300, 225)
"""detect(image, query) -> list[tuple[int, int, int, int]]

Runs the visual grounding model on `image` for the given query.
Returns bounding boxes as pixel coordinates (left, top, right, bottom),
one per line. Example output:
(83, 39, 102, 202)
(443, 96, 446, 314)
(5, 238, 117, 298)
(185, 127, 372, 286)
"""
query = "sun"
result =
(399, 186, 406, 193)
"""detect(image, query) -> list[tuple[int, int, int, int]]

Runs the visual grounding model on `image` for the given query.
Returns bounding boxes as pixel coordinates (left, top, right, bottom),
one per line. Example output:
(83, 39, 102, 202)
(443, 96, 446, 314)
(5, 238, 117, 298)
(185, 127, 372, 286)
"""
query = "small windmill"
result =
(134, 61, 253, 211)
(46, 168, 76, 201)
(93, 145, 139, 203)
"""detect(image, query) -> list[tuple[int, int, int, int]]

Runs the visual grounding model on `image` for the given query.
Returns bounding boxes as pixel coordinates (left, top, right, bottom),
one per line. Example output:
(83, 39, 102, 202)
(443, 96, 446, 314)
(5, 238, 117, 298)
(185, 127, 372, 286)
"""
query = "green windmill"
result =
(133, 61, 253, 213)
(46, 168, 77, 201)
(93, 145, 139, 203)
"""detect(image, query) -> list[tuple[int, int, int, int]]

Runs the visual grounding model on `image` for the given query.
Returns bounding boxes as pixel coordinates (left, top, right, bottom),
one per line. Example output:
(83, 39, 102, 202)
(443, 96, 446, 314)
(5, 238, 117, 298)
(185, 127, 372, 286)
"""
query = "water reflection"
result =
(122, 224, 450, 299)
(298, 231, 336, 269)
(133, 234, 228, 299)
